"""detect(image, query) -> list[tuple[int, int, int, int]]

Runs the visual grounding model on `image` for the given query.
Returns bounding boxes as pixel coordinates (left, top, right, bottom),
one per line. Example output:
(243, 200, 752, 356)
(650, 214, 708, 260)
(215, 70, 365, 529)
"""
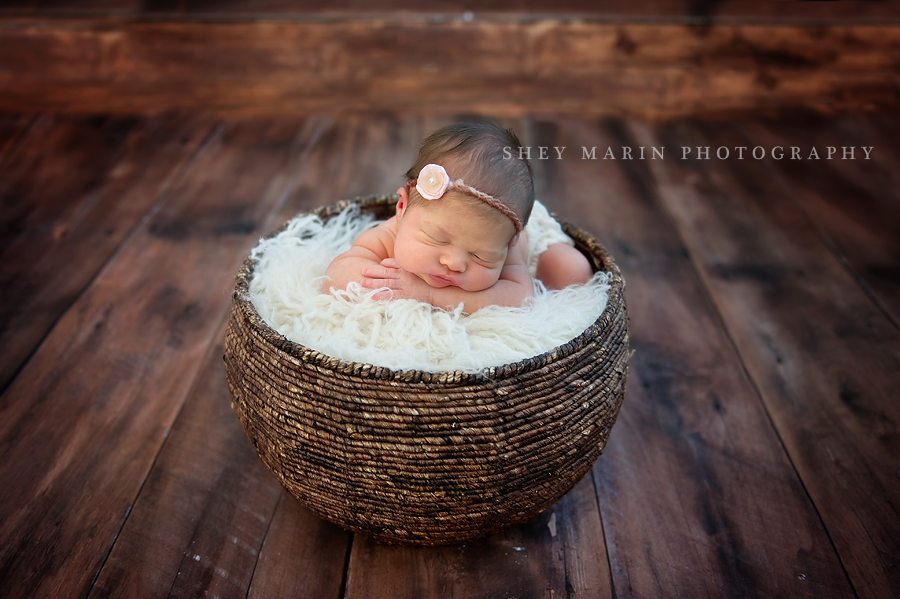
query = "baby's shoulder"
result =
(353, 215, 398, 259)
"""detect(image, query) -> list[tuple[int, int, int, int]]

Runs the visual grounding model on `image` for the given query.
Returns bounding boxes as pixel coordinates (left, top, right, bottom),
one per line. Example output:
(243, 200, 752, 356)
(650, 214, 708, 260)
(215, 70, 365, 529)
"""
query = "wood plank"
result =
(89, 114, 416, 599)
(627, 117, 900, 598)
(530, 116, 853, 597)
(247, 492, 351, 599)
(178, 0, 900, 20)
(247, 114, 427, 595)
(0, 113, 33, 165)
(86, 326, 291, 599)
(344, 474, 611, 599)
(267, 112, 421, 224)
(312, 113, 608, 597)
(0, 0, 34, 10)
(738, 111, 900, 326)
(95, 114, 422, 599)
(815, 110, 900, 211)
(0, 117, 310, 599)
(13, 0, 900, 22)
(865, 110, 900, 168)
(0, 19, 897, 118)
(0, 113, 211, 393)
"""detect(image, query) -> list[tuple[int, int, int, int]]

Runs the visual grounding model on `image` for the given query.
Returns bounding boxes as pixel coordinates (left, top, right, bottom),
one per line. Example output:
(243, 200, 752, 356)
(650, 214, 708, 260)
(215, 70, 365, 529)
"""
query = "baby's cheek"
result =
(392, 247, 416, 274)
(466, 267, 503, 292)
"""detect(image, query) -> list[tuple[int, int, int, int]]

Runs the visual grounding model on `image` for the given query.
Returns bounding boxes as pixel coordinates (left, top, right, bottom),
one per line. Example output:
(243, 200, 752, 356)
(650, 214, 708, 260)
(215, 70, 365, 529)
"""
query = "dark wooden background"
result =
(1, 2, 899, 598)
(1, 0, 899, 117)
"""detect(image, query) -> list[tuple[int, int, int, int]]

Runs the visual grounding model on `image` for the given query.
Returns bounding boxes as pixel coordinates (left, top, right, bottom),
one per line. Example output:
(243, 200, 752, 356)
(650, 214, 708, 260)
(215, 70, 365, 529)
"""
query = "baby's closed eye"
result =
(472, 252, 503, 265)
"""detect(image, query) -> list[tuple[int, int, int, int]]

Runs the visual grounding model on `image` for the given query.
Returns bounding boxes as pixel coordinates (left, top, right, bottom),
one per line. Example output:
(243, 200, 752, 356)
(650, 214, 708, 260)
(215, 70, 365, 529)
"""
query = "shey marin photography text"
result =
(504, 145, 875, 161)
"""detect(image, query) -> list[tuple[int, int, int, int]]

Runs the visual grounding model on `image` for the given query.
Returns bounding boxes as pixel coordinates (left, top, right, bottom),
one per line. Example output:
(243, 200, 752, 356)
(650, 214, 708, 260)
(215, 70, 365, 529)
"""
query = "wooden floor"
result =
(1, 108, 898, 599)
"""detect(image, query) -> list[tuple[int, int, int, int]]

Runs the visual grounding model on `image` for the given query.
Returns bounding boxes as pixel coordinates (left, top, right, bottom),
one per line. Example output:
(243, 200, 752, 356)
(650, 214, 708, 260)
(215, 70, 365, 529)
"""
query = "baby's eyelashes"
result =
(471, 252, 503, 265)
(422, 231, 446, 245)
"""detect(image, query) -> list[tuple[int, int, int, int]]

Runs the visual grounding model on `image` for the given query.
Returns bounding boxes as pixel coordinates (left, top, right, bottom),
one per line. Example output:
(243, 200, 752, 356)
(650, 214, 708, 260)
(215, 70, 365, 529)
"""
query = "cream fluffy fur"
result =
(248, 201, 610, 374)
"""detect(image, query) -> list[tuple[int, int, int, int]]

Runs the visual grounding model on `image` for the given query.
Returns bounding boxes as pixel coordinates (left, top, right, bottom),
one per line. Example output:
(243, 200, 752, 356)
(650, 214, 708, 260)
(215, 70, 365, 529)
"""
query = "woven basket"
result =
(224, 194, 629, 545)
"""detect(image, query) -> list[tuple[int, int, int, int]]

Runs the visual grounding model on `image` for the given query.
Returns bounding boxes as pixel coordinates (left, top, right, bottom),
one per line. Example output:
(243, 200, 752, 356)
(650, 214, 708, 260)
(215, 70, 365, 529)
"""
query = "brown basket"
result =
(223, 194, 629, 545)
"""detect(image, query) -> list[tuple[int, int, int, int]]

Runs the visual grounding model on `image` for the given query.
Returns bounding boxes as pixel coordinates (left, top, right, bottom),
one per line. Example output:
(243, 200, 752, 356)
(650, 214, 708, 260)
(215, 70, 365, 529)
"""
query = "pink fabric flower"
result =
(416, 164, 450, 200)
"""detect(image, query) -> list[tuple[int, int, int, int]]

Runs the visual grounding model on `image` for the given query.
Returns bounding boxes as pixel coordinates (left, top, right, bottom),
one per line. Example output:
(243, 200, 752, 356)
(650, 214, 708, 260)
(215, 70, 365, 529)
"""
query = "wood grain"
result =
(0, 113, 33, 166)
(86, 324, 289, 598)
(325, 115, 608, 597)
(0, 113, 211, 393)
(530, 116, 853, 598)
(86, 114, 415, 599)
(12, 0, 900, 21)
(627, 117, 900, 598)
(247, 492, 352, 599)
(245, 113, 423, 597)
(0, 117, 309, 599)
(0, 19, 897, 118)
(344, 475, 612, 599)
(738, 112, 900, 327)
(0, 107, 895, 597)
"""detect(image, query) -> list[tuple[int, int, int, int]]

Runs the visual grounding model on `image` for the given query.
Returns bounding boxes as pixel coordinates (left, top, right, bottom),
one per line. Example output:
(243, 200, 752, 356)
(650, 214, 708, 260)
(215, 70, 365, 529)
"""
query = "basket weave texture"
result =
(224, 195, 629, 545)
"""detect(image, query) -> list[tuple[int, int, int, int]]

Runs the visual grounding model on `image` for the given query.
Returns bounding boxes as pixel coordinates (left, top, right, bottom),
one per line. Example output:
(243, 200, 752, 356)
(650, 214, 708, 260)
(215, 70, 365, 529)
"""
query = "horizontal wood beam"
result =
(1, 17, 898, 117)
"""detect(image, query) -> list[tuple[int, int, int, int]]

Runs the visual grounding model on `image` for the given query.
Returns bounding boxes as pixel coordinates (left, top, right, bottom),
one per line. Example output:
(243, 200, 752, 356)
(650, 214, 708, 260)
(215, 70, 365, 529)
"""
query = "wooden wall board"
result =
(738, 112, 900, 328)
(0, 113, 211, 393)
(8, 0, 900, 22)
(0, 0, 34, 10)
(627, 117, 900, 598)
(343, 475, 612, 599)
(0, 117, 310, 599)
(33, 0, 136, 10)
(529, 116, 853, 598)
(0, 18, 897, 118)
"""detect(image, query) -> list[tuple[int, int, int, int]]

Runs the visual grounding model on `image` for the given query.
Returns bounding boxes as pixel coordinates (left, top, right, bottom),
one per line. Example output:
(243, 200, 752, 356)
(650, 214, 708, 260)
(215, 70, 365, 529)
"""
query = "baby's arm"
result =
(321, 222, 394, 292)
(430, 262, 534, 313)
(362, 233, 534, 314)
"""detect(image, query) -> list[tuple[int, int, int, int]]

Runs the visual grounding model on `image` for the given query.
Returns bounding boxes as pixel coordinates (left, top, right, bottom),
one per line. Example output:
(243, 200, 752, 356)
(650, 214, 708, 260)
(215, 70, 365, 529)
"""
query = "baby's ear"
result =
(396, 186, 409, 217)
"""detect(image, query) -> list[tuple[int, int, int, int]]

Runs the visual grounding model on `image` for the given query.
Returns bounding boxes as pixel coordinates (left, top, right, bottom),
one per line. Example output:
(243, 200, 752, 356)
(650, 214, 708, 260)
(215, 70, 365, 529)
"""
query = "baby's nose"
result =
(440, 251, 466, 272)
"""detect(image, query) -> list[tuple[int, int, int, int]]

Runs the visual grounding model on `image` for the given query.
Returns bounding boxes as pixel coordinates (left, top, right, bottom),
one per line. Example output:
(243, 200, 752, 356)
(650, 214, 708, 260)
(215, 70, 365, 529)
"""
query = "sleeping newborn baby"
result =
(322, 121, 593, 314)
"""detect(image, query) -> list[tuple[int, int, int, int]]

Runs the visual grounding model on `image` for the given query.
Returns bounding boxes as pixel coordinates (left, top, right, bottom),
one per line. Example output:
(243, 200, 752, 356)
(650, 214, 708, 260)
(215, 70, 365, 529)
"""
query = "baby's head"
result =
(393, 121, 535, 292)
(403, 121, 535, 237)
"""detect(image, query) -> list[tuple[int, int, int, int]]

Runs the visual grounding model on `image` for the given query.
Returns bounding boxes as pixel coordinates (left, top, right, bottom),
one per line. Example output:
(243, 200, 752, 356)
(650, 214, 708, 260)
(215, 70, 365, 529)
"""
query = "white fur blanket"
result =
(248, 202, 610, 373)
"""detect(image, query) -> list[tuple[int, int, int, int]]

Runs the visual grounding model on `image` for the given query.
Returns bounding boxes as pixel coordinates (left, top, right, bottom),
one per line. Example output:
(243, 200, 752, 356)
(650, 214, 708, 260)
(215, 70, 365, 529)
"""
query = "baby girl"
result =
(322, 121, 592, 313)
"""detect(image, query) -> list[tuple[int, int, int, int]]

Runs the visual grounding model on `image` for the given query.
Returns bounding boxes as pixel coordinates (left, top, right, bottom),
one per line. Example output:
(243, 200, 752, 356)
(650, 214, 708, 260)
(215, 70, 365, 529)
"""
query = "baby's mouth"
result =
(427, 273, 456, 287)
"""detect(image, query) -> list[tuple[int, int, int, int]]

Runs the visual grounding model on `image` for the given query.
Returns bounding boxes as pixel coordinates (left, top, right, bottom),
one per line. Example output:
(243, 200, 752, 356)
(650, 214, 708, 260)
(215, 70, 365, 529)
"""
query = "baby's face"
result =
(394, 194, 515, 293)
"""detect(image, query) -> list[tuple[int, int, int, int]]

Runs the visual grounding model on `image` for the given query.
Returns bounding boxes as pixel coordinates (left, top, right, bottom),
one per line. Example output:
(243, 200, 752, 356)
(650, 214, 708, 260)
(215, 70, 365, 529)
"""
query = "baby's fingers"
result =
(362, 265, 400, 280)
(361, 277, 396, 289)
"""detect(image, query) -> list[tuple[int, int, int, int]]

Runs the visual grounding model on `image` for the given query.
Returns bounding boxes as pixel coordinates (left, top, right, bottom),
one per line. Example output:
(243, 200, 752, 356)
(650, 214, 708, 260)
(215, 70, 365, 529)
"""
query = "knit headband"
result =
(405, 163, 524, 233)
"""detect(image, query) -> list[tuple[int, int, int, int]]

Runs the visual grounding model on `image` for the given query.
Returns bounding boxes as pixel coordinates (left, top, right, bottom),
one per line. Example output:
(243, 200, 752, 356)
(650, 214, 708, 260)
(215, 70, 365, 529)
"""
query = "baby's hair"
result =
(404, 121, 535, 229)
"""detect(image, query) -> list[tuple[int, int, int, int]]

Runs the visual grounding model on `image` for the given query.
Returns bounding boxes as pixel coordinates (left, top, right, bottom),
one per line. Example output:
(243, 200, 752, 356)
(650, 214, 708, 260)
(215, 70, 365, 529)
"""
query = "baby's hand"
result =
(361, 258, 402, 291)
(361, 259, 433, 303)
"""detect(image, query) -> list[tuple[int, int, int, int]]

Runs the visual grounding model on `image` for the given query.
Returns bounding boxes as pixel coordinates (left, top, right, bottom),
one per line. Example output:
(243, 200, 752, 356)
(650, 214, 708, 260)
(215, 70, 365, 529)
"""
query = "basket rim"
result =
(233, 193, 626, 384)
